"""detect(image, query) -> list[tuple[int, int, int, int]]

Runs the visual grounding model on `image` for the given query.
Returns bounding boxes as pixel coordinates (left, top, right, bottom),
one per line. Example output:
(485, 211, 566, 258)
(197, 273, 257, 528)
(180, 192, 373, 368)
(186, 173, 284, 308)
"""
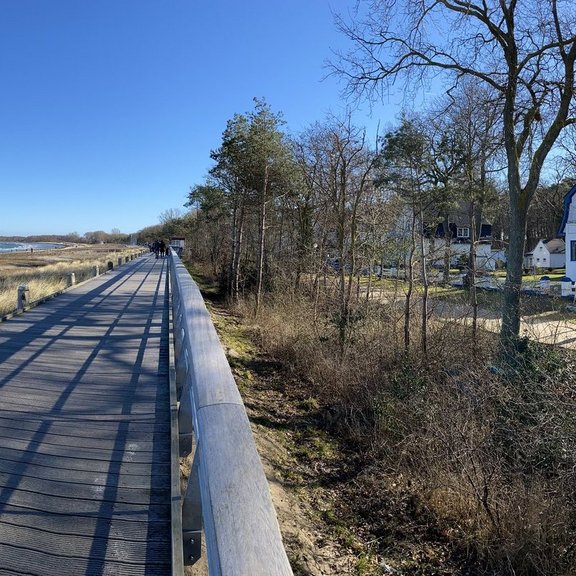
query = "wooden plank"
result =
(0, 504, 170, 539)
(0, 448, 167, 477)
(0, 542, 169, 576)
(3, 487, 169, 521)
(0, 422, 164, 451)
(0, 471, 169, 504)
(0, 525, 171, 563)
(0, 459, 160, 489)
(0, 412, 167, 433)
(0, 435, 170, 464)
(0, 255, 172, 575)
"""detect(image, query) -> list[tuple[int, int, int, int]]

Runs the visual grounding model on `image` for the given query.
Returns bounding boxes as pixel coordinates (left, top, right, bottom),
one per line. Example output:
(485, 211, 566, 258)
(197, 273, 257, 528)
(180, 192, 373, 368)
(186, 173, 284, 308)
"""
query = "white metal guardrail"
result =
(168, 249, 293, 575)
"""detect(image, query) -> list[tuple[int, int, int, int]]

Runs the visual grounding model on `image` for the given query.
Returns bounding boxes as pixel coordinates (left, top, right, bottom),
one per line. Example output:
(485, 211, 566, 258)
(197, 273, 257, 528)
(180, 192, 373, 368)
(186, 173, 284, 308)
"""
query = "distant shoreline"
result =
(0, 241, 67, 253)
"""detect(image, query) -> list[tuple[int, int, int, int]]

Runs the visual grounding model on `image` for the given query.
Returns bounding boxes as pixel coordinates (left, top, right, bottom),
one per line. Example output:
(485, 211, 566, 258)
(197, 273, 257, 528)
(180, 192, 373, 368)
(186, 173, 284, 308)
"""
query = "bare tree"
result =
(443, 81, 502, 343)
(333, 0, 576, 353)
(297, 116, 376, 355)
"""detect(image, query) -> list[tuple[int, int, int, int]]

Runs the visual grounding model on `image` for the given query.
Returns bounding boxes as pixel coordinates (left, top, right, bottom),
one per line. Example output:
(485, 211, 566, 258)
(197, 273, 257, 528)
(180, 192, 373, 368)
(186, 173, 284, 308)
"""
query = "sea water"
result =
(0, 242, 64, 252)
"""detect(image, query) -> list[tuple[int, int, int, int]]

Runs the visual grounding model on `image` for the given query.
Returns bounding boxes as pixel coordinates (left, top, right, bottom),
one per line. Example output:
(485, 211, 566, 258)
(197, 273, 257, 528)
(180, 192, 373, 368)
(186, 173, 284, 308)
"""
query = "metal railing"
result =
(169, 249, 293, 575)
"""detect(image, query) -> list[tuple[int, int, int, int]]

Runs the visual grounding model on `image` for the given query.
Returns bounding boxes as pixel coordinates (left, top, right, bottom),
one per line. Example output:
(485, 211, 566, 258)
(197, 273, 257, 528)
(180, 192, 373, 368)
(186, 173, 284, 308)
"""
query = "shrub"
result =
(248, 286, 576, 575)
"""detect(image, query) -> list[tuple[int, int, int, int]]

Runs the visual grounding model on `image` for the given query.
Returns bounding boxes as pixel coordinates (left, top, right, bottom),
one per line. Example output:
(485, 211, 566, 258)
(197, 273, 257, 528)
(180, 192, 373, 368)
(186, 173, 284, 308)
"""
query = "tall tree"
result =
(420, 111, 468, 284)
(186, 183, 230, 273)
(204, 100, 294, 309)
(244, 99, 294, 315)
(334, 0, 576, 352)
(378, 118, 435, 355)
(209, 113, 252, 299)
(439, 81, 502, 342)
(526, 181, 571, 250)
(296, 116, 377, 353)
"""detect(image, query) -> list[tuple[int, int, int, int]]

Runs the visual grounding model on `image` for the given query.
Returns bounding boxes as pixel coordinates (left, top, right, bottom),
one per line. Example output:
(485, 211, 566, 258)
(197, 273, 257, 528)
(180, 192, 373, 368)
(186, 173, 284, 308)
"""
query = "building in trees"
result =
(335, 0, 576, 350)
(523, 239, 565, 271)
(427, 210, 495, 271)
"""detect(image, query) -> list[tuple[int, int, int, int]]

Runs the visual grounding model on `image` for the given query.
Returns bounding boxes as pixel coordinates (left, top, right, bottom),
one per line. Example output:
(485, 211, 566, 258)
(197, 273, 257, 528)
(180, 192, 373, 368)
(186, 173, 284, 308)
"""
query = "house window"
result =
(571, 240, 576, 261)
(456, 227, 470, 238)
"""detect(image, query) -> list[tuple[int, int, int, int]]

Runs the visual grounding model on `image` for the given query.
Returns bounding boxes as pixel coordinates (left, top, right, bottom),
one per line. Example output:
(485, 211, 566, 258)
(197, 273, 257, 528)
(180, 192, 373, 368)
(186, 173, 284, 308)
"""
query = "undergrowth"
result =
(231, 288, 576, 576)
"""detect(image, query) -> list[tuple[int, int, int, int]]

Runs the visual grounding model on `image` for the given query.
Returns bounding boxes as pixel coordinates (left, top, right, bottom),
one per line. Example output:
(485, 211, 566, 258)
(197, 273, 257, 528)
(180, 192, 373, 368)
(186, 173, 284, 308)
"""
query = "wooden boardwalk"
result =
(0, 254, 172, 576)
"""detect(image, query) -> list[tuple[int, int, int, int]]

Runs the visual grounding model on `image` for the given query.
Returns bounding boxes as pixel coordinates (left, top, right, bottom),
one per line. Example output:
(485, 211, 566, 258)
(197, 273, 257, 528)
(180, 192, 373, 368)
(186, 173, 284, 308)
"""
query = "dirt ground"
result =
(242, 378, 363, 575)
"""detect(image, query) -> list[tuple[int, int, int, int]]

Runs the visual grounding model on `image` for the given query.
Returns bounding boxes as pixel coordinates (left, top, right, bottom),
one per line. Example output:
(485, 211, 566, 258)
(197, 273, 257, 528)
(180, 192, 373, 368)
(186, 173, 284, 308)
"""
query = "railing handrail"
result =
(169, 249, 293, 575)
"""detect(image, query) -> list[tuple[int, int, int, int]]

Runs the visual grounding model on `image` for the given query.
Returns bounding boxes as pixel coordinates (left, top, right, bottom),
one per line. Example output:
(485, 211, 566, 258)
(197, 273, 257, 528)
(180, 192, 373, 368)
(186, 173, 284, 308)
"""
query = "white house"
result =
(558, 184, 576, 280)
(426, 215, 496, 270)
(523, 238, 565, 270)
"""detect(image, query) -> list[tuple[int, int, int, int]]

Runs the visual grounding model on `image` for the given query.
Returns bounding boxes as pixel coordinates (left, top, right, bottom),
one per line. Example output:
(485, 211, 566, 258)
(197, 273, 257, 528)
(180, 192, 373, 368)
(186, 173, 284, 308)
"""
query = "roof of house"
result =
(544, 238, 566, 254)
(558, 183, 576, 236)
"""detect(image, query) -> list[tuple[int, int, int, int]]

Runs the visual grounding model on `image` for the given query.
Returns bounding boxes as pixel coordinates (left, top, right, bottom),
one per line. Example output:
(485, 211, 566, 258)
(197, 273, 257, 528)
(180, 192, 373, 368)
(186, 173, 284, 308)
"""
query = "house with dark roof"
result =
(427, 211, 496, 270)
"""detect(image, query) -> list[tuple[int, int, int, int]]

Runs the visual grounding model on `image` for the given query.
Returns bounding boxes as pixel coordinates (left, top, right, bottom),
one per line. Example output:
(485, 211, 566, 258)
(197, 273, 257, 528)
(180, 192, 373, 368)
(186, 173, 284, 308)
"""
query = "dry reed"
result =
(0, 245, 143, 316)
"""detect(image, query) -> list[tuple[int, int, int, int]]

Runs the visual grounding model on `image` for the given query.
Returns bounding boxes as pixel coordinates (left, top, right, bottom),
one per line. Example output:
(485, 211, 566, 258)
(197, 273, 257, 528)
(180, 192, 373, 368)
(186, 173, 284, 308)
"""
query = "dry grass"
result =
(0, 244, 144, 316)
(234, 286, 576, 575)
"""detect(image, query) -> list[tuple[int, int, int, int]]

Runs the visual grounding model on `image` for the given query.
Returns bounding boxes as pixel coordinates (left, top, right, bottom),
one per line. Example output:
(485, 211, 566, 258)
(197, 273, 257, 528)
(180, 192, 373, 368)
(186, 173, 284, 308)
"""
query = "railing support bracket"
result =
(182, 530, 202, 566)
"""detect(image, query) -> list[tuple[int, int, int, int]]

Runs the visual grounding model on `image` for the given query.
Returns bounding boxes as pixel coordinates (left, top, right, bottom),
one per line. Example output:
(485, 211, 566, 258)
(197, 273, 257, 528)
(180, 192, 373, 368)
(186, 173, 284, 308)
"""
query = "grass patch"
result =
(0, 244, 143, 316)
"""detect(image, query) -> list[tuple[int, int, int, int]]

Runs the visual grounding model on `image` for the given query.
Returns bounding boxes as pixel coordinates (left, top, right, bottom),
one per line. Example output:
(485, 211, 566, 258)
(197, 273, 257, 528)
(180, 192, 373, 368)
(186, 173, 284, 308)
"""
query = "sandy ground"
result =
(430, 298, 576, 348)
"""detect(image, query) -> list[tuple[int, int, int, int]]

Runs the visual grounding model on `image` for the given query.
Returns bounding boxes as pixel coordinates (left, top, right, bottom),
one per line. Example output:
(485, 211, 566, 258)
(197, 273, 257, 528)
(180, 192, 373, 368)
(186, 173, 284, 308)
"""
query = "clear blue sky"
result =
(0, 0, 403, 237)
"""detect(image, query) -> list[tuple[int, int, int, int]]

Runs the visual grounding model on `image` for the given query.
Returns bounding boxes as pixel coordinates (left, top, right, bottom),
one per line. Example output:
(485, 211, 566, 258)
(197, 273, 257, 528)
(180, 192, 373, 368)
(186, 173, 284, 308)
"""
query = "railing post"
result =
(17, 285, 29, 312)
(107, 261, 114, 271)
(178, 357, 193, 457)
(182, 449, 203, 566)
(175, 327, 186, 397)
(93, 265, 100, 277)
(67, 272, 76, 287)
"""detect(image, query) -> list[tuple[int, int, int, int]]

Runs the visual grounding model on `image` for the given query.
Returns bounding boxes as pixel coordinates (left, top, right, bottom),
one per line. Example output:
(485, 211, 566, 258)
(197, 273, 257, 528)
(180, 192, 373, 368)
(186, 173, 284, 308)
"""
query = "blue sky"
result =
(0, 0, 406, 237)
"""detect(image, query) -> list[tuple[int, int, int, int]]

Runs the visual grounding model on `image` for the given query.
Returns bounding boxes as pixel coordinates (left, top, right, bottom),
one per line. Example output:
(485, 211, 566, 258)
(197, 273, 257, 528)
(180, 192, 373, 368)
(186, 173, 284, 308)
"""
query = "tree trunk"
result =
(404, 208, 417, 356)
(499, 74, 528, 352)
(500, 199, 528, 350)
(365, 258, 373, 306)
(419, 204, 428, 357)
(230, 198, 244, 302)
(468, 202, 478, 350)
(234, 215, 244, 300)
(442, 213, 452, 286)
(229, 200, 238, 298)
(255, 165, 269, 316)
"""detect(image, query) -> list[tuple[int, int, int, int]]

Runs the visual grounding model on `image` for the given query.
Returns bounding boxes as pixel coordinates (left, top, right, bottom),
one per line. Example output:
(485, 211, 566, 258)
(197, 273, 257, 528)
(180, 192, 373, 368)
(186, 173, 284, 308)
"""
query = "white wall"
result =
(566, 196, 576, 280)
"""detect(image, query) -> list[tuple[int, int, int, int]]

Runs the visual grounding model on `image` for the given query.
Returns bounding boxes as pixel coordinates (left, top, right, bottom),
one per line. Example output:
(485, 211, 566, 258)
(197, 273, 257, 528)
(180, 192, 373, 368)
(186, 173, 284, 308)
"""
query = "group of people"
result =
(149, 240, 167, 258)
